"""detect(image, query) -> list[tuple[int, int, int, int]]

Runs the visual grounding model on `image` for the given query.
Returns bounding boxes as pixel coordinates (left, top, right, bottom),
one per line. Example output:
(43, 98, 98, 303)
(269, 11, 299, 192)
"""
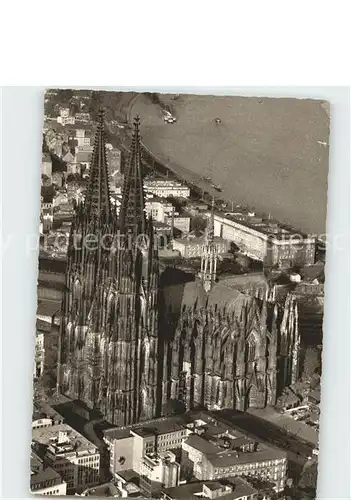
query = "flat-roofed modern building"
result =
(144, 179, 190, 198)
(32, 402, 65, 429)
(145, 197, 174, 222)
(30, 452, 67, 496)
(32, 423, 100, 494)
(173, 235, 230, 258)
(162, 476, 257, 500)
(140, 451, 180, 497)
(181, 412, 287, 492)
(103, 417, 188, 476)
(213, 212, 315, 268)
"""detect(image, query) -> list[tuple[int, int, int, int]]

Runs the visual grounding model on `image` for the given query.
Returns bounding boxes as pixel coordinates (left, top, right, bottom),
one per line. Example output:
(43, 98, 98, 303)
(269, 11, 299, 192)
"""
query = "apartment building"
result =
(30, 453, 67, 496)
(103, 417, 188, 476)
(32, 424, 100, 494)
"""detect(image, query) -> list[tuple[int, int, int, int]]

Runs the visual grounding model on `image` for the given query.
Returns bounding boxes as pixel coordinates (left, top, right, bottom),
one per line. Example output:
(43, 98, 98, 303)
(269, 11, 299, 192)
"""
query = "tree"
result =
(58, 89, 74, 102)
(181, 466, 193, 482)
(41, 370, 56, 391)
(166, 196, 186, 213)
(162, 399, 186, 416)
(299, 461, 318, 492)
(236, 253, 251, 270)
(149, 93, 162, 106)
(62, 142, 70, 156)
(229, 241, 240, 254)
(180, 449, 194, 482)
(303, 347, 321, 380)
(69, 101, 80, 116)
(41, 183, 55, 196)
(66, 173, 81, 183)
(190, 215, 207, 235)
(42, 134, 50, 153)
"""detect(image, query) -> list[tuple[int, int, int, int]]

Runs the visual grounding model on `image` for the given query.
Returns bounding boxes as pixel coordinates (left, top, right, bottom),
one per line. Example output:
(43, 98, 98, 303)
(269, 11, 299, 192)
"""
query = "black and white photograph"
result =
(31, 89, 329, 499)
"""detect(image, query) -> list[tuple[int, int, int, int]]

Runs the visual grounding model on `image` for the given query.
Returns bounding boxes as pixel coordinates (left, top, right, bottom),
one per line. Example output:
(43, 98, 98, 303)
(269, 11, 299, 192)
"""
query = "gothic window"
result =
(63, 371, 70, 391)
(216, 384, 220, 404)
(67, 321, 73, 337)
(220, 340, 227, 366)
(74, 279, 81, 299)
(107, 292, 115, 318)
(246, 337, 256, 362)
(140, 293, 146, 321)
(248, 384, 258, 405)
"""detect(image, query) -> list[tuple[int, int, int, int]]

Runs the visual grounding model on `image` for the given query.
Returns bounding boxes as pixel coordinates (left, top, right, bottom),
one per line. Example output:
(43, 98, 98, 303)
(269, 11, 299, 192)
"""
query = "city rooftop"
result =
(213, 208, 312, 240)
(103, 415, 186, 441)
(163, 476, 257, 500)
(32, 423, 97, 456)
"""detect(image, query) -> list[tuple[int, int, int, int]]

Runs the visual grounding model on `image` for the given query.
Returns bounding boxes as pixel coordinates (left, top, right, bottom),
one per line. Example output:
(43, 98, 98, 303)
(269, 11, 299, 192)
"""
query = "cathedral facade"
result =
(160, 284, 299, 413)
(57, 110, 300, 427)
(58, 112, 159, 426)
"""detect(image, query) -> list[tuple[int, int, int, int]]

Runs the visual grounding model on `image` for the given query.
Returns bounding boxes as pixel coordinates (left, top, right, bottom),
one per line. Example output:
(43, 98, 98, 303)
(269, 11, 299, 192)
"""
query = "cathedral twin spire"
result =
(85, 110, 146, 239)
(60, 110, 159, 425)
(86, 109, 215, 294)
(84, 108, 112, 221)
(119, 115, 146, 238)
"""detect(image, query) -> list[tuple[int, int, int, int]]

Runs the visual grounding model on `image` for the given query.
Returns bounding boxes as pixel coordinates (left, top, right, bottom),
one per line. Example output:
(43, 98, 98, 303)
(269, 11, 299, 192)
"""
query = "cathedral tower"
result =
(57, 110, 300, 427)
(200, 198, 218, 292)
(58, 112, 159, 426)
(119, 115, 146, 238)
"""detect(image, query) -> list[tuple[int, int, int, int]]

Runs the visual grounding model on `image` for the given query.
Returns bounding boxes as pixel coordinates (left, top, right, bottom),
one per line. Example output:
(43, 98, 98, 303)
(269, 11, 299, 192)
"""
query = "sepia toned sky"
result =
(131, 94, 330, 235)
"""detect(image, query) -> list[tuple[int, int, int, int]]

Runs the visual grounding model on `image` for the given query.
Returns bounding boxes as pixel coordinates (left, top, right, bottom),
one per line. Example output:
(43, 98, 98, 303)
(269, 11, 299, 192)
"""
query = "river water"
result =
(131, 93, 330, 236)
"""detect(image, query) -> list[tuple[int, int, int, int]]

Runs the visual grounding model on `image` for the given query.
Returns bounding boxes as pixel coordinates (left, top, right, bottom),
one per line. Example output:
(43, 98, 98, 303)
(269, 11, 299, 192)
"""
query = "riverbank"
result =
(130, 92, 329, 235)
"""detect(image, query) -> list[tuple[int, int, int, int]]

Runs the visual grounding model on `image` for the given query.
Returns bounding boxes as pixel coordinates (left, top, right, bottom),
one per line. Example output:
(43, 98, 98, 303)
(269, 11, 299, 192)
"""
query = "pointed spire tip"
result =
(133, 115, 141, 129)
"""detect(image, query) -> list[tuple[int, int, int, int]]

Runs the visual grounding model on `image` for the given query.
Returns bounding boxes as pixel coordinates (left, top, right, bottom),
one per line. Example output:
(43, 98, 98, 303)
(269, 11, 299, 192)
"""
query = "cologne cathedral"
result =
(57, 110, 300, 427)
